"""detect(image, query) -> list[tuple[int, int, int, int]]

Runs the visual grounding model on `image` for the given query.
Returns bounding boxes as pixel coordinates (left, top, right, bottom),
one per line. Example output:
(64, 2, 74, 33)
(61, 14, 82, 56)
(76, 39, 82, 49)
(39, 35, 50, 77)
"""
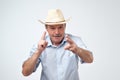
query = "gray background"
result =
(0, 0, 120, 80)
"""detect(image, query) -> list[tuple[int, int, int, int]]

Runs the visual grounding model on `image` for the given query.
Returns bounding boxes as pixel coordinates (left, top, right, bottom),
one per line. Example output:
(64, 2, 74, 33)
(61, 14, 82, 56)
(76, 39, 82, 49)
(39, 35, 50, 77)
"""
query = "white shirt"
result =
(30, 34, 90, 80)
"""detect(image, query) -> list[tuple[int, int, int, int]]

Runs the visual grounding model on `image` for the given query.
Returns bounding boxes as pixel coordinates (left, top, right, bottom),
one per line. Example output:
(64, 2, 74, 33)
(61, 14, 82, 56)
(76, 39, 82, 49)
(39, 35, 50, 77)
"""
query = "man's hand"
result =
(22, 32, 48, 76)
(64, 35, 79, 54)
(38, 31, 48, 52)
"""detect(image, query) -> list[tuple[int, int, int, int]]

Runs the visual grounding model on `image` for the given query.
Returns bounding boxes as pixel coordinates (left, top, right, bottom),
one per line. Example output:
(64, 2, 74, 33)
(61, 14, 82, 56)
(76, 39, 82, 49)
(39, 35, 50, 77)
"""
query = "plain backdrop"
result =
(0, 0, 120, 80)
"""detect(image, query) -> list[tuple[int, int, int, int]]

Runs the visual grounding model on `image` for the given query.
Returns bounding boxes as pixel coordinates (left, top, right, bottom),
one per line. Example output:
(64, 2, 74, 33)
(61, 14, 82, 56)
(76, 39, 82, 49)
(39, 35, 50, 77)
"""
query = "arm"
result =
(22, 50, 42, 76)
(76, 47, 93, 63)
(22, 31, 48, 76)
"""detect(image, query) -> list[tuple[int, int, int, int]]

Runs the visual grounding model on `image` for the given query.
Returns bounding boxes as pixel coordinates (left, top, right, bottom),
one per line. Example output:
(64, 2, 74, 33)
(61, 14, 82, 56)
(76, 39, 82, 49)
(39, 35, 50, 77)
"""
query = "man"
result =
(22, 9, 93, 80)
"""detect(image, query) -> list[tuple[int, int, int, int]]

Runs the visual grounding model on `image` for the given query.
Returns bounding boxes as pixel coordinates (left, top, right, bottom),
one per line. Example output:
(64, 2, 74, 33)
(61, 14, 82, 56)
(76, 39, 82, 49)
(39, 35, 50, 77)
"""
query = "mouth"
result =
(53, 35, 62, 40)
(54, 36, 61, 39)
(54, 36, 61, 37)
(53, 34, 62, 37)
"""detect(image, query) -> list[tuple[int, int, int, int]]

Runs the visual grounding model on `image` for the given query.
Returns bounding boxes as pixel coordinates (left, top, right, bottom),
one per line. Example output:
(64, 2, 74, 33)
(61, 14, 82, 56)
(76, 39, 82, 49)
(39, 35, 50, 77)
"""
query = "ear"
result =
(64, 23, 66, 27)
(45, 25, 48, 29)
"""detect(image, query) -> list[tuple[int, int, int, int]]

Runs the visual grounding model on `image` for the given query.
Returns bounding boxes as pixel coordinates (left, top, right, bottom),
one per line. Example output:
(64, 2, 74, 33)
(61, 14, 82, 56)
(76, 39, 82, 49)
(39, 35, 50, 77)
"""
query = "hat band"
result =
(46, 20, 65, 23)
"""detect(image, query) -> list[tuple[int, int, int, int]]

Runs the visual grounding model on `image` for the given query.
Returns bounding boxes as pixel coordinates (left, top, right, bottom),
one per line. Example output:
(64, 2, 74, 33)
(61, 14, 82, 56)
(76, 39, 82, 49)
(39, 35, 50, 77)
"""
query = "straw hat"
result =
(38, 9, 70, 25)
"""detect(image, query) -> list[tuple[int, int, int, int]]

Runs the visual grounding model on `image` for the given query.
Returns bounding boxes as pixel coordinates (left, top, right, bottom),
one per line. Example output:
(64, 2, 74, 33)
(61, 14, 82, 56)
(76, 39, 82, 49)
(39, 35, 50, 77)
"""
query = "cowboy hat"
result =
(38, 9, 70, 25)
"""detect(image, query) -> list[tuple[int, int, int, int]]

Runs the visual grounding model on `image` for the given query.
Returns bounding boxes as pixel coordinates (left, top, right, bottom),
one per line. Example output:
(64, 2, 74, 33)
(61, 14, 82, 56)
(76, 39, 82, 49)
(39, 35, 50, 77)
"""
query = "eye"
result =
(59, 26, 62, 28)
(51, 28, 55, 29)
(59, 26, 64, 29)
(50, 27, 55, 30)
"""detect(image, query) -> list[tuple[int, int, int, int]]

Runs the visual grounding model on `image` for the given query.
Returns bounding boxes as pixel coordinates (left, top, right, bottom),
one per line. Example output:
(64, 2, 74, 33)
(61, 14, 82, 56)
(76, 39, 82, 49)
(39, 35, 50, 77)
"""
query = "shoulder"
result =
(66, 33, 82, 42)
(66, 33, 87, 48)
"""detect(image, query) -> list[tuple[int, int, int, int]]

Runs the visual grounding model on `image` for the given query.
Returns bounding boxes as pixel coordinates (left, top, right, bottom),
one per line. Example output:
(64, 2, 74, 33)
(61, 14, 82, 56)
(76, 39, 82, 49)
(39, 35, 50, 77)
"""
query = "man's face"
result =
(46, 24, 66, 45)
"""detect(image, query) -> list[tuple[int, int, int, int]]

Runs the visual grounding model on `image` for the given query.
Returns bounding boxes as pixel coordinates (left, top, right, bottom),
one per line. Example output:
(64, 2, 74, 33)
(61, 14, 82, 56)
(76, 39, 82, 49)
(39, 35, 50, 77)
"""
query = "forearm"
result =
(22, 50, 42, 76)
(76, 47, 93, 63)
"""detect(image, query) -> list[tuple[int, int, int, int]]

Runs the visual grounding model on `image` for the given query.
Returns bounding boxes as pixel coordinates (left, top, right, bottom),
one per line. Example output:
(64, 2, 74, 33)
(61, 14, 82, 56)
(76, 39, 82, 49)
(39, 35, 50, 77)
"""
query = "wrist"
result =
(35, 49, 42, 56)
(76, 47, 82, 55)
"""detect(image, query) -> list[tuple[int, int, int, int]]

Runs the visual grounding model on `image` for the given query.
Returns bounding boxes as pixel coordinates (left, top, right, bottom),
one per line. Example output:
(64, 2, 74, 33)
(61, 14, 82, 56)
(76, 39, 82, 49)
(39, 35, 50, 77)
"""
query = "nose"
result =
(55, 28, 59, 34)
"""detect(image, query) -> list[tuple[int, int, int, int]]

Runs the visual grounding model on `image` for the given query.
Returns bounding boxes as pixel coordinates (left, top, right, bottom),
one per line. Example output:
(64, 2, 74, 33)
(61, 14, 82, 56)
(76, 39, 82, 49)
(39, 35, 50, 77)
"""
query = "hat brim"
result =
(38, 18, 71, 25)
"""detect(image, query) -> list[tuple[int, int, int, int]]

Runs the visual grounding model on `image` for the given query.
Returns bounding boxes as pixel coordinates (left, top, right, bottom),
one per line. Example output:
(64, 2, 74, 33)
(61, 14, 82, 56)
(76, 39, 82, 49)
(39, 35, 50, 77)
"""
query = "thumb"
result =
(64, 43, 71, 50)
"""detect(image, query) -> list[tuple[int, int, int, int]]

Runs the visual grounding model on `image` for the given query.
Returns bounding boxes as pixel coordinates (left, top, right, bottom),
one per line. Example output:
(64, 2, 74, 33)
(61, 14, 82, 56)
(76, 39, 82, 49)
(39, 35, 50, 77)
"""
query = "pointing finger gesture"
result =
(38, 31, 48, 52)
(64, 35, 78, 54)
(41, 31, 46, 40)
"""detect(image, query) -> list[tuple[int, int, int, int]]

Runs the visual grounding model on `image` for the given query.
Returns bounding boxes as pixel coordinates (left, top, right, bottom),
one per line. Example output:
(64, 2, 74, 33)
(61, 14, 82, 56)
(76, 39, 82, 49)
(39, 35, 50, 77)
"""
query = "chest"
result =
(40, 47, 78, 67)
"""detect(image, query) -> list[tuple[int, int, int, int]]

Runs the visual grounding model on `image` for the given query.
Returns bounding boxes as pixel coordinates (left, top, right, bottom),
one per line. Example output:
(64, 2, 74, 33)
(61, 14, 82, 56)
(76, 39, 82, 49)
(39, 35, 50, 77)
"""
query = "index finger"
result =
(65, 35, 74, 44)
(41, 31, 46, 40)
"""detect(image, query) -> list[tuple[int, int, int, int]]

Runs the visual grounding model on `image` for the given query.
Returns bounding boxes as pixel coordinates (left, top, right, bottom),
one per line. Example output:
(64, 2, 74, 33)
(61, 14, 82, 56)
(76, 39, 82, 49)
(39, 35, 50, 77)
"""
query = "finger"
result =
(45, 42, 48, 47)
(41, 31, 46, 40)
(64, 45, 74, 52)
(41, 41, 48, 48)
(66, 35, 74, 44)
(64, 44, 71, 50)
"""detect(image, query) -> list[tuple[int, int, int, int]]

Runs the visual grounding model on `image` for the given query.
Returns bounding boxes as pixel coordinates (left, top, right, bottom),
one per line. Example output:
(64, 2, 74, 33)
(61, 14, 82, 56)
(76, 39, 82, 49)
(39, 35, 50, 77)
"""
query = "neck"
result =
(53, 43, 61, 46)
